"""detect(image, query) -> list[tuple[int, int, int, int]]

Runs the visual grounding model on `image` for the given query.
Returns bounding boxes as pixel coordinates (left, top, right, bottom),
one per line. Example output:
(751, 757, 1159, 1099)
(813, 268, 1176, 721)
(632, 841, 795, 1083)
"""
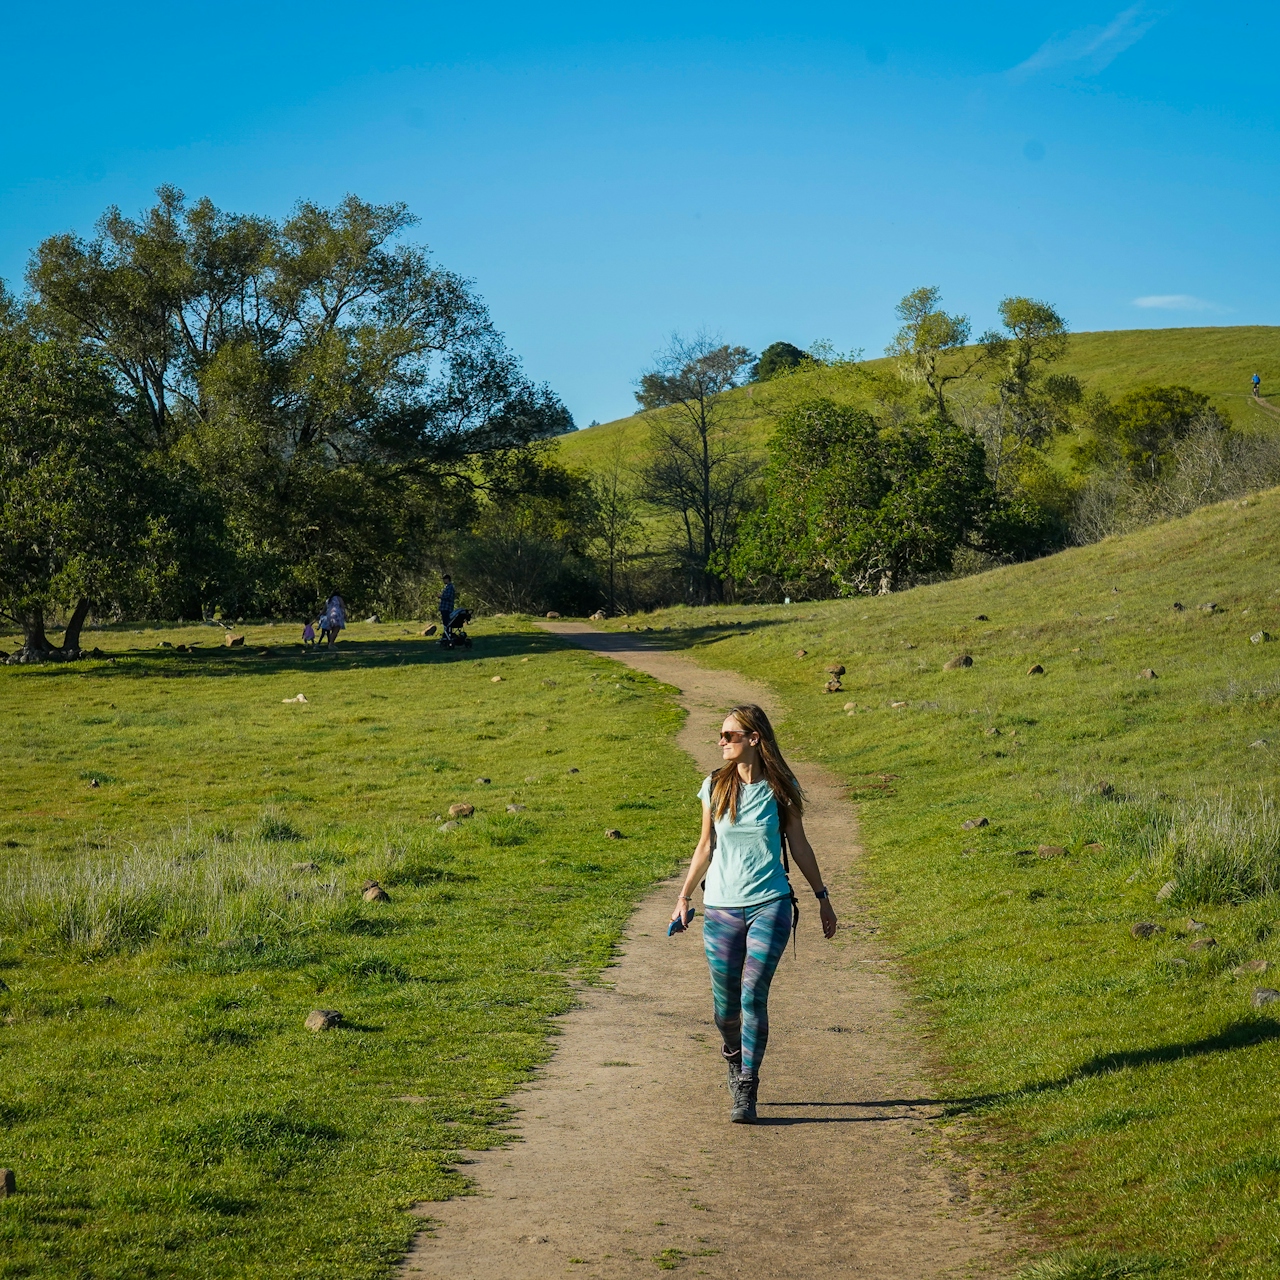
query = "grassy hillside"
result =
(601, 486, 1280, 1277)
(559, 325, 1280, 472)
(0, 621, 690, 1278)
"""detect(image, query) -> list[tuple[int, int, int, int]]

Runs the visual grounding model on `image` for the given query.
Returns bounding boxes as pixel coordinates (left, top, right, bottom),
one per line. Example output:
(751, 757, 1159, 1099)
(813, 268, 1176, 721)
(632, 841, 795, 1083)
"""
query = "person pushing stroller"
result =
(438, 575, 473, 649)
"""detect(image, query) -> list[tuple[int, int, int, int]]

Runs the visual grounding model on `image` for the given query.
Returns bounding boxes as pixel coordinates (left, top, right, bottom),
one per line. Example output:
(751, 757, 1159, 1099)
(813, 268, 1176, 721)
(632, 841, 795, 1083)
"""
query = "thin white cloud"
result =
(1011, 5, 1159, 80)
(1132, 295, 1226, 313)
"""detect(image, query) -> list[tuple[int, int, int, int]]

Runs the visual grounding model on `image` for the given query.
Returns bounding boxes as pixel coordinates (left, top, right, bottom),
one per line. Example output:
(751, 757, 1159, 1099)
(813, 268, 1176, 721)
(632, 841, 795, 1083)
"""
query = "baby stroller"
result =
(440, 607, 473, 650)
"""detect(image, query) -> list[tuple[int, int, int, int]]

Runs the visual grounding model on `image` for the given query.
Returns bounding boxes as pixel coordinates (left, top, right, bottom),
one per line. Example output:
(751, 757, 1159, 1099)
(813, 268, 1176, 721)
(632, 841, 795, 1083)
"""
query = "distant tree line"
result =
(5, 191, 1275, 647)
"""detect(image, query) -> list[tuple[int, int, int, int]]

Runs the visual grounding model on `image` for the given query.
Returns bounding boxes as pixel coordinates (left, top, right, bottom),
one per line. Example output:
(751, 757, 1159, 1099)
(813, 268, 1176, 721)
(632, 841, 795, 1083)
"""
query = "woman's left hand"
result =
(819, 898, 838, 940)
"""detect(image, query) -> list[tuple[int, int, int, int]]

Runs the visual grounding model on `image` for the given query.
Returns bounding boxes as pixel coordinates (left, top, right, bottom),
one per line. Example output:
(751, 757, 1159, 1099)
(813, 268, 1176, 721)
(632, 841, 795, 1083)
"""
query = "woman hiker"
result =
(670, 704, 838, 1124)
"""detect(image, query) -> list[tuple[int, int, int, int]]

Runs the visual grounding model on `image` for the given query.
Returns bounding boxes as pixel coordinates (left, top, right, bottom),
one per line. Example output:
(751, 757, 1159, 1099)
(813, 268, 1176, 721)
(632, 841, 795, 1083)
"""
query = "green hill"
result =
(604, 485, 1280, 1275)
(560, 325, 1280, 471)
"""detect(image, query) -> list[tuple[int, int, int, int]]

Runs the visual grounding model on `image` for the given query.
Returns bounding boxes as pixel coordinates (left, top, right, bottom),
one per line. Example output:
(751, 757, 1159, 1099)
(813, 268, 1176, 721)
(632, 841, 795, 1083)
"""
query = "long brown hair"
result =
(710, 704, 804, 824)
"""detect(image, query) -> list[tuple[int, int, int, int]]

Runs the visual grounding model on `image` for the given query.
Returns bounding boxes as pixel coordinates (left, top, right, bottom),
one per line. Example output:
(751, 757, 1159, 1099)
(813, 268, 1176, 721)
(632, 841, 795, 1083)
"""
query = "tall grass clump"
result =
(0, 828, 343, 957)
(1154, 789, 1280, 905)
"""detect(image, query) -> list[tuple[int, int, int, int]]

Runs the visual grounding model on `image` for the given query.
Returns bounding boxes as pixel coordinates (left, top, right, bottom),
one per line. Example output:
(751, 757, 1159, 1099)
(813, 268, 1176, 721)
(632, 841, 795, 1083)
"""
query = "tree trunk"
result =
(60, 597, 91, 654)
(20, 610, 51, 654)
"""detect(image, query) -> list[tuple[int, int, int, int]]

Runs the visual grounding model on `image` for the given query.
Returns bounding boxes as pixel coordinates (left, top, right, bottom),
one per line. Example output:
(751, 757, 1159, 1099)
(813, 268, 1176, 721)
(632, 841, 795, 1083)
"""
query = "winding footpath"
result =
(398, 623, 1015, 1279)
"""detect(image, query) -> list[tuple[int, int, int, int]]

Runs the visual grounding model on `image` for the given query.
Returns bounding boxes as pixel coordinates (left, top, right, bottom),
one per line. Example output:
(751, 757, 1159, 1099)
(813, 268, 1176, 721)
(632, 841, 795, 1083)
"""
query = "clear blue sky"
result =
(0, 2, 1274, 426)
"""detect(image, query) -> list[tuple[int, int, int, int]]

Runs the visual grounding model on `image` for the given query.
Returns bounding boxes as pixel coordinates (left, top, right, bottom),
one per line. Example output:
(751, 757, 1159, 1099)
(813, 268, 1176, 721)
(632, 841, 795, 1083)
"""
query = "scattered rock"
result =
(843, 701, 858, 711)
(363, 883, 390, 903)
(438, 820, 460, 832)
(1235, 959, 1269, 976)
(524, 775, 538, 783)
(1131, 921, 1165, 940)
(1251, 631, 1273, 645)
(366, 614, 381, 624)
(890, 700, 907, 709)
(943, 654, 974, 670)
(826, 663, 846, 676)
(506, 804, 527, 813)
(546, 611, 561, 619)
(448, 803, 475, 818)
(1084, 842, 1104, 851)
(1097, 781, 1114, 796)
(474, 777, 491, 785)
(605, 828, 624, 839)
(1252, 988, 1280, 1009)
(1172, 602, 1184, 611)
(962, 817, 990, 830)
(1200, 602, 1218, 613)
(794, 649, 807, 658)
(1250, 739, 1269, 749)
(305, 1009, 343, 1032)
(89, 778, 100, 789)
(1139, 668, 1158, 680)
(1038, 845, 1066, 858)
(225, 634, 245, 647)
(1027, 663, 1044, 675)
(421, 624, 437, 636)
(282, 693, 308, 703)
(824, 678, 842, 694)
(160, 640, 173, 648)
(175, 644, 188, 653)
(589, 611, 606, 621)
(984, 727, 1000, 736)
(490, 675, 503, 683)
(0, 1168, 14, 1197)
(292, 861, 319, 872)
(541, 678, 557, 687)
(568, 767, 580, 774)
(1188, 937, 1217, 952)
(974, 614, 989, 621)
(846, 709, 858, 716)
(1155, 880, 1176, 901)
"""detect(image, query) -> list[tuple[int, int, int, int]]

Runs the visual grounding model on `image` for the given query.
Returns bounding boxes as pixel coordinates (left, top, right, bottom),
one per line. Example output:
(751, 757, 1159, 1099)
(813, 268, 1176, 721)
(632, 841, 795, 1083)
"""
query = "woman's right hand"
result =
(671, 894, 692, 927)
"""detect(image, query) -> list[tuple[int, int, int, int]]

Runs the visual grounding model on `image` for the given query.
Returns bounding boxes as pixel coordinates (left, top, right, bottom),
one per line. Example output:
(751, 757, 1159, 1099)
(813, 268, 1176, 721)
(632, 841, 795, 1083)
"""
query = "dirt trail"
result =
(399, 623, 1014, 1279)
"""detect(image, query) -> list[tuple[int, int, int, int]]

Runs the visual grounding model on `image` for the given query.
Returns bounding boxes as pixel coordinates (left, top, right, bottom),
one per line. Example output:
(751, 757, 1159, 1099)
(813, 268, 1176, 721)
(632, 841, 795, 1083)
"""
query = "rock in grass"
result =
(605, 828, 624, 839)
(305, 1009, 342, 1032)
(1252, 989, 1280, 1009)
(1027, 663, 1045, 675)
(844, 701, 858, 711)
(448, 802, 475, 818)
(1155, 880, 1176, 901)
(1139, 668, 1158, 679)
(438, 820, 460, 832)
(1250, 739, 1270, 749)
(974, 614, 988, 621)
(794, 649, 807, 658)
(88, 778, 100, 788)
(225, 634, 244, 647)
(1131, 921, 1165, 940)
(546, 611, 561, 619)
(1172, 601, 1184, 611)
(890, 700, 908, 709)
(568, 767, 580, 774)
(490, 675, 503, 683)
(1038, 845, 1066, 858)
(1084, 842, 1104, 851)
(524, 775, 539, 783)
(362, 883, 390, 903)
(589, 610, 606, 621)
(962, 817, 990, 830)
(1097, 781, 1114, 796)
(421, 624, 437, 636)
(943, 654, 973, 670)
(826, 663, 846, 676)
(1188, 937, 1217, 952)
(506, 804, 527, 813)
(1200, 602, 1218, 613)
(824, 678, 842, 694)
(292, 861, 319, 872)
(0, 1168, 14, 1197)
(1251, 631, 1273, 644)
(474, 777, 491, 785)
(366, 614, 380, 624)
(1235, 959, 1269, 976)
(984, 727, 1000, 736)
(282, 693, 308, 703)
(1187, 918, 1207, 932)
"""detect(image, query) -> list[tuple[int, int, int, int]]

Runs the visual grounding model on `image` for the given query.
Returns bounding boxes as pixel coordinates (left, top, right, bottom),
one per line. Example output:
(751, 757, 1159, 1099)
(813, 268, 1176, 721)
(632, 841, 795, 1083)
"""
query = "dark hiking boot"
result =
(722, 1045, 742, 1088)
(730, 1072, 758, 1124)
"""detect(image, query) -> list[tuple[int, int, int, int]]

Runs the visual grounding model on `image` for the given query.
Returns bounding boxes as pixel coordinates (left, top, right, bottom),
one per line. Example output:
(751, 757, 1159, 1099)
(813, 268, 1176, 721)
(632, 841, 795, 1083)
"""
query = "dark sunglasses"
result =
(719, 730, 752, 743)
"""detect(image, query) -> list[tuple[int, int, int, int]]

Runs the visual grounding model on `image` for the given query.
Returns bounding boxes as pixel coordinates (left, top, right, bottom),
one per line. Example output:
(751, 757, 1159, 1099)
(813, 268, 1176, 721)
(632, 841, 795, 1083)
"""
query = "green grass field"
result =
(557, 325, 1280, 475)
(600, 485, 1280, 1277)
(0, 620, 693, 1278)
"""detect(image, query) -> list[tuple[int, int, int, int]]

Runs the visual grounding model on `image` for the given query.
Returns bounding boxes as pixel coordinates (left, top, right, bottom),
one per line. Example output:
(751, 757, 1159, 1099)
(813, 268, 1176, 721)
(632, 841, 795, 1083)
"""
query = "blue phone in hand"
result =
(667, 908, 696, 937)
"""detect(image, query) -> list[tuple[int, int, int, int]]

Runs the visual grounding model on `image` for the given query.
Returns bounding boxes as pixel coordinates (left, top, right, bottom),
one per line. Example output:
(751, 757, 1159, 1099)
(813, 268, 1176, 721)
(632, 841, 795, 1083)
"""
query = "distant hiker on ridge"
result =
(1253, 372, 1261, 398)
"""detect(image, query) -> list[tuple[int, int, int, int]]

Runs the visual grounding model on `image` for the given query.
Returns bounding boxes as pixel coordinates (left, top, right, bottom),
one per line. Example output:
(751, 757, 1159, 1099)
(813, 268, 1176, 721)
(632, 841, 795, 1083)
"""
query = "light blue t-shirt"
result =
(698, 775, 793, 908)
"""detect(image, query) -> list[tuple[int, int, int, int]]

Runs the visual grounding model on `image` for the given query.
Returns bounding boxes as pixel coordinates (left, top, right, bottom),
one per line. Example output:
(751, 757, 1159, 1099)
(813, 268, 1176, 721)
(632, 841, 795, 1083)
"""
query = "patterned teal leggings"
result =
(701, 897, 793, 1075)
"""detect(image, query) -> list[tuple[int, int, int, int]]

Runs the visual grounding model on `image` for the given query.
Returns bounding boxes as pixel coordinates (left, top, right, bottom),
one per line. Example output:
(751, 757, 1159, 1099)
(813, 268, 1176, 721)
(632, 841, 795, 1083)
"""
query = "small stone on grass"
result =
(305, 1009, 342, 1032)
(1131, 921, 1165, 940)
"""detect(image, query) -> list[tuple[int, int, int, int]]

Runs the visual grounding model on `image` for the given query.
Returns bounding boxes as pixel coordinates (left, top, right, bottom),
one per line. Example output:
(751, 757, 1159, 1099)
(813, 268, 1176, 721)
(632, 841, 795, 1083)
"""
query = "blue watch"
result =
(814, 887, 829, 901)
